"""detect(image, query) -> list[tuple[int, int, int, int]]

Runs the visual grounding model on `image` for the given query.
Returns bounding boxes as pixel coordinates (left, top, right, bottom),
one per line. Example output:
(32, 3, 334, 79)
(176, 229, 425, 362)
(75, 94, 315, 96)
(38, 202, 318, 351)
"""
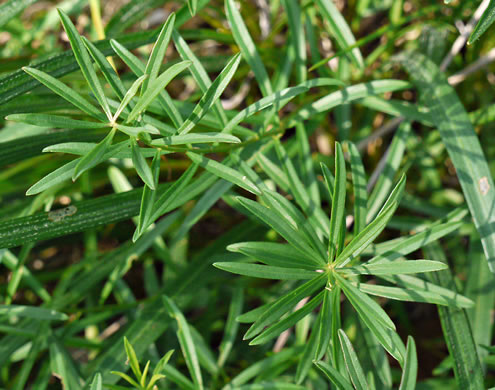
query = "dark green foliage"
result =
(1, 1, 495, 389)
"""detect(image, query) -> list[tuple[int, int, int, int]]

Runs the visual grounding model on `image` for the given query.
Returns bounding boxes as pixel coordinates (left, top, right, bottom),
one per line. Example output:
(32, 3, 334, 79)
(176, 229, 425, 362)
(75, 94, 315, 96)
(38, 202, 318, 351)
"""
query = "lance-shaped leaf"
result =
(223, 86, 308, 133)
(235, 197, 322, 261)
(143, 13, 175, 92)
(293, 80, 411, 123)
(135, 150, 161, 241)
(178, 53, 241, 134)
(227, 242, 319, 270)
(213, 262, 319, 280)
(315, 0, 364, 69)
(359, 283, 474, 308)
(396, 52, 495, 273)
(250, 291, 324, 346)
(244, 274, 327, 340)
(112, 75, 147, 122)
(6, 114, 108, 129)
(367, 122, 410, 222)
(90, 373, 102, 390)
(82, 36, 127, 101)
(338, 329, 369, 390)
(123, 337, 142, 380)
(335, 202, 397, 267)
(127, 61, 192, 123)
(328, 142, 346, 262)
(469, 1, 495, 43)
(314, 361, 354, 390)
(22, 67, 106, 121)
(218, 288, 243, 367)
(151, 133, 240, 146)
(399, 336, 418, 390)
(148, 162, 198, 224)
(163, 295, 203, 390)
(187, 153, 260, 195)
(335, 272, 396, 331)
(58, 9, 112, 120)
(131, 138, 155, 189)
(342, 260, 448, 276)
(225, 0, 273, 96)
(348, 141, 367, 235)
(315, 287, 332, 360)
(0, 305, 67, 321)
(110, 38, 184, 127)
(73, 127, 116, 181)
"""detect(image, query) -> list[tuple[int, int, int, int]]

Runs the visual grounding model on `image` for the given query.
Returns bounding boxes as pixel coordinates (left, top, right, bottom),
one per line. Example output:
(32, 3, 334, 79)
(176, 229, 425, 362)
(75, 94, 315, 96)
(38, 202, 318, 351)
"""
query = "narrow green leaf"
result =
(22, 67, 106, 121)
(335, 202, 397, 267)
(314, 361, 354, 390)
(163, 295, 203, 390)
(73, 127, 116, 181)
(244, 274, 327, 339)
(172, 30, 228, 126)
(348, 142, 367, 235)
(152, 133, 240, 146)
(465, 236, 495, 367)
(250, 291, 324, 346)
(338, 329, 369, 390)
(235, 197, 322, 261)
(368, 221, 462, 264)
(218, 288, 243, 367)
(359, 283, 473, 308)
(396, 52, 495, 273)
(187, 0, 197, 16)
(335, 273, 396, 330)
(187, 152, 260, 195)
(223, 86, 308, 133)
(124, 337, 142, 380)
(296, 315, 321, 383)
(127, 61, 191, 123)
(315, 0, 364, 69)
(0, 305, 67, 321)
(112, 75, 147, 122)
(329, 142, 346, 262)
(282, 0, 306, 83)
(58, 9, 112, 120)
(225, 0, 273, 96)
(6, 114, 108, 129)
(82, 36, 127, 101)
(227, 242, 319, 270)
(110, 38, 185, 128)
(343, 260, 448, 276)
(237, 303, 271, 324)
(143, 13, 176, 92)
(135, 149, 161, 240)
(293, 80, 411, 123)
(262, 190, 328, 261)
(367, 122, 410, 222)
(153, 349, 175, 376)
(321, 162, 335, 201)
(422, 242, 484, 389)
(272, 140, 330, 239)
(50, 336, 83, 390)
(469, 1, 495, 43)
(214, 262, 319, 280)
(296, 123, 320, 207)
(178, 53, 241, 134)
(149, 162, 198, 223)
(131, 138, 155, 189)
(399, 336, 417, 390)
(90, 373, 103, 390)
(315, 287, 332, 360)
(229, 348, 298, 388)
